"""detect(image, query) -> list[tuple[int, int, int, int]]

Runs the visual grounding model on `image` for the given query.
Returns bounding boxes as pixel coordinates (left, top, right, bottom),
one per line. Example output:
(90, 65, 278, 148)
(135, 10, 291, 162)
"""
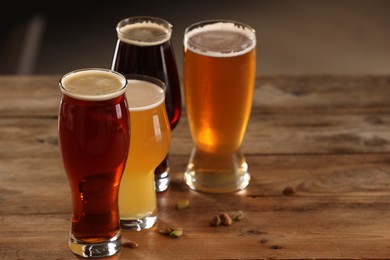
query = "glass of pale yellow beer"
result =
(119, 74, 171, 230)
(183, 20, 256, 193)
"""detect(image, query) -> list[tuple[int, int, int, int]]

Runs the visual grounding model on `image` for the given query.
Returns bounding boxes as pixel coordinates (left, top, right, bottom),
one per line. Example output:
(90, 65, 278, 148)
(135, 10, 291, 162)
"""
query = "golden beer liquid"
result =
(118, 79, 170, 223)
(184, 22, 256, 193)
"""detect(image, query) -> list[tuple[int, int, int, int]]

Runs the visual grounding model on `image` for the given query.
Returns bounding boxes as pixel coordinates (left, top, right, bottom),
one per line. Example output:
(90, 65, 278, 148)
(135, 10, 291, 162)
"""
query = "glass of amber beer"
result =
(111, 16, 182, 193)
(58, 68, 129, 258)
(118, 75, 171, 230)
(183, 20, 256, 193)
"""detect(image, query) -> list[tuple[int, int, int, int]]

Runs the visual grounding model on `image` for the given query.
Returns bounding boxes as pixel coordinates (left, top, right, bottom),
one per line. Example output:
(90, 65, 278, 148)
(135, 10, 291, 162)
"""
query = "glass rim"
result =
(184, 19, 256, 57)
(116, 16, 173, 45)
(184, 19, 256, 36)
(59, 68, 128, 101)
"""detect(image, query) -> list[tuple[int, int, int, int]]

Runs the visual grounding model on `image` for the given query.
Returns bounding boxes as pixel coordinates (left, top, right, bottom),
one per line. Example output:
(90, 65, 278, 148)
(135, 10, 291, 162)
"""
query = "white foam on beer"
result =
(184, 22, 256, 57)
(126, 79, 165, 111)
(60, 69, 127, 101)
(118, 22, 171, 46)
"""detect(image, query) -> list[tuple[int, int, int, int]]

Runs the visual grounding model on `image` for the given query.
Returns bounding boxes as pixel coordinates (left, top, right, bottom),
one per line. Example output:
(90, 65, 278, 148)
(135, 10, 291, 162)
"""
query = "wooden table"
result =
(1, 75, 390, 259)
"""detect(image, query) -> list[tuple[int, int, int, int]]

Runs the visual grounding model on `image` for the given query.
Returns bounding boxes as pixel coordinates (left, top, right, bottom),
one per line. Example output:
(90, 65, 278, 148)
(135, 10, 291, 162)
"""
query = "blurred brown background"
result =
(1, 0, 389, 76)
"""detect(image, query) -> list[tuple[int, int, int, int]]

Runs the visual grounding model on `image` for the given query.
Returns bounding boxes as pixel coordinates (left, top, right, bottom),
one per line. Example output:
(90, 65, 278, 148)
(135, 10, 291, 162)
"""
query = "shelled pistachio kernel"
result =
(159, 226, 183, 238)
(169, 228, 183, 238)
(175, 199, 190, 210)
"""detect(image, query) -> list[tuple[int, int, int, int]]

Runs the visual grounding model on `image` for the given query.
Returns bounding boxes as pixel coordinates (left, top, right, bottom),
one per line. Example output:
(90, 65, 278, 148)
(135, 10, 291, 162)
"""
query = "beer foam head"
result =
(126, 79, 165, 111)
(60, 69, 127, 101)
(117, 17, 172, 46)
(184, 20, 256, 57)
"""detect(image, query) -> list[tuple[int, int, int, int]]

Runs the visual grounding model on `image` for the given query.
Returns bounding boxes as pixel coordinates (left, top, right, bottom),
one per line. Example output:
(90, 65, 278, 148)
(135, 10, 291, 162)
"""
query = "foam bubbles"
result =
(125, 79, 165, 111)
(60, 69, 127, 101)
(117, 22, 171, 46)
(184, 21, 256, 57)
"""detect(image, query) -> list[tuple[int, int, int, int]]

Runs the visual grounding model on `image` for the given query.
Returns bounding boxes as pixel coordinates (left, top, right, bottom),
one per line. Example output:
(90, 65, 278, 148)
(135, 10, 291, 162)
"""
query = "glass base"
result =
(155, 170, 170, 192)
(184, 148, 251, 193)
(120, 214, 157, 231)
(68, 231, 121, 258)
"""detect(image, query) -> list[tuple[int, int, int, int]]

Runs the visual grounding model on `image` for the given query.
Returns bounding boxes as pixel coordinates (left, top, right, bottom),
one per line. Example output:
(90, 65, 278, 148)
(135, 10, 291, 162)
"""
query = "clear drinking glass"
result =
(58, 68, 129, 258)
(183, 20, 257, 193)
(118, 75, 171, 230)
(111, 16, 181, 192)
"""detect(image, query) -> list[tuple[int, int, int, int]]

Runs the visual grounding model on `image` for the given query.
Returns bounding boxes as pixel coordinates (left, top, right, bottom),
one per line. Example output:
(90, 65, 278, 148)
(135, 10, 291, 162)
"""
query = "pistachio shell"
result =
(220, 213, 233, 226)
(210, 215, 221, 226)
(233, 210, 245, 221)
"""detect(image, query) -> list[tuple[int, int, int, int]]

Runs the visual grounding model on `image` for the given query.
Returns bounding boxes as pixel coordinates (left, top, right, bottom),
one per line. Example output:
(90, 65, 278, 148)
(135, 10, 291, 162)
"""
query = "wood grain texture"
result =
(1, 75, 390, 259)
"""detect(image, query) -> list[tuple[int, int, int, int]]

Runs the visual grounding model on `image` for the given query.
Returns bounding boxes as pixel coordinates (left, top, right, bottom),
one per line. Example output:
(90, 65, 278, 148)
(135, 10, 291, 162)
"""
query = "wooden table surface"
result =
(1, 75, 390, 259)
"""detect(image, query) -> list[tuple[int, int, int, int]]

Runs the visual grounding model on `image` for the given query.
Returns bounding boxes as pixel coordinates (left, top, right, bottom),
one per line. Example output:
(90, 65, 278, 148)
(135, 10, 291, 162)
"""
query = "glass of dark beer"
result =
(183, 20, 256, 193)
(58, 68, 130, 258)
(111, 16, 182, 192)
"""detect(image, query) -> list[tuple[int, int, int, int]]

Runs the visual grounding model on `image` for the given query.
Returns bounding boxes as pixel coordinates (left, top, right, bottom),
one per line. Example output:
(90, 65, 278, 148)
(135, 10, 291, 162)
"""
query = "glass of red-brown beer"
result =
(58, 68, 129, 258)
(111, 16, 182, 192)
(183, 20, 256, 193)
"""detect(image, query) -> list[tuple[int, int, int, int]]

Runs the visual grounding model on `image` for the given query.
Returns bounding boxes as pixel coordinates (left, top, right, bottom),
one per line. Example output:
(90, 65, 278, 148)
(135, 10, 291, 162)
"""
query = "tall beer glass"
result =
(183, 20, 256, 193)
(111, 16, 181, 192)
(58, 68, 129, 257)
(119, 75, 171, 230)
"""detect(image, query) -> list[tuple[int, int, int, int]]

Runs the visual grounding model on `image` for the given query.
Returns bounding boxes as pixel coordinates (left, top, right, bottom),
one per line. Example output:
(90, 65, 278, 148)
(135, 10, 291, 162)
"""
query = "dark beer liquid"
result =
(59, 94, 130, 242)
(112, 28, 181, 130)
